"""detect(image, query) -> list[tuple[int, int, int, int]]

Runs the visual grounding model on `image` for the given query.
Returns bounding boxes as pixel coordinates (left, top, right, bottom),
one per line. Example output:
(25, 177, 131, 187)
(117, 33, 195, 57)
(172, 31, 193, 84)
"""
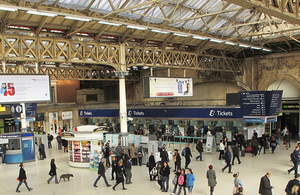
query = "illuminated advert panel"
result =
(148, 77, 193, 98)
(0, 74, 51, 103)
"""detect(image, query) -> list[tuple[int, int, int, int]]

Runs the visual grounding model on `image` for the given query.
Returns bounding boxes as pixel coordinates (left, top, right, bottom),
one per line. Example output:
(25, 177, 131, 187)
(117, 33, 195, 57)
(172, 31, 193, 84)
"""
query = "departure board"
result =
(239, 91, 282, 116)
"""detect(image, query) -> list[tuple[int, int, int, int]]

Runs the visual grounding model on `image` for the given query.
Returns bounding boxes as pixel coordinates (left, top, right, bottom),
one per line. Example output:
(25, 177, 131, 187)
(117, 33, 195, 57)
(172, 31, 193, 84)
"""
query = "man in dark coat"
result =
(259, 172, 274, 195)
(285, 174, 300, 195)
(185, 144, 192, 168)
(195, 139, 204, 161)
(148, 152, 156, 181)
(288, 146, 300, 175)
(232, 143, 241, 165)
(173, 149, 181, 172)
(93, 158, 111, 187)
(160, 147, 168, 163)
(38, 142, 46, 160)
(222, 147, 232, 173)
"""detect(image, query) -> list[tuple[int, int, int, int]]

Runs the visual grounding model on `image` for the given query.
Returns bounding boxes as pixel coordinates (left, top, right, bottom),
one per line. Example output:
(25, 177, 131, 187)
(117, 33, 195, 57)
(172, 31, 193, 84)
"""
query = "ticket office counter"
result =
(0, 133, 35, 164)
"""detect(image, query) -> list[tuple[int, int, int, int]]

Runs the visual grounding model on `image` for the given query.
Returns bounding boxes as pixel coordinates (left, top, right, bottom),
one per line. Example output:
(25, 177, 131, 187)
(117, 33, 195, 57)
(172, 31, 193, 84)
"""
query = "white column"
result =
(116, 44, 129, 146)
(150, 67, 153, 76)
(168, 68, 170, 77)
(2, 61, 5, 73)
(20, 103, 27, 132)
(184, 69, 186, 77)
(35, 62, 39, 74)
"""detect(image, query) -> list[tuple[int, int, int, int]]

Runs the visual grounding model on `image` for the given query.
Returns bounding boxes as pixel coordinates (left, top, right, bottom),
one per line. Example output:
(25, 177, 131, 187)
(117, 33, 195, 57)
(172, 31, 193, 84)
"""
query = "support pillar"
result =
(168, 68, 170, 77)
(150, 67, 153, 76)
(183, 69, 186, 77)
(35, 62, 39, 74)
(2, 61, 5, 73)
(115, 44, 129, 146)
(20, 103, 27, 132)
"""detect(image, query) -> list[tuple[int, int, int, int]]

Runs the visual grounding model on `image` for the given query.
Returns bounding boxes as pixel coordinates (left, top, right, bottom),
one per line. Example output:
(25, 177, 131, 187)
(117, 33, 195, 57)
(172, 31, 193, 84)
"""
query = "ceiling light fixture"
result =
(127, 25, 147, 30)
(151, 29, 169, 34)
(224, 41, 236, 45)
(65, 16, 91, 22)
(193, 36, 207, 40)
(239, 44, 250, 48)
(27, 10, 57, 17)
(0, 6, 17, 12)
(98, 21, 122, 26)
(173, 33, 189, 37)
(251, 46, 261, 50)
(210, 39, 223, 43)
(262, 48, 272, 52)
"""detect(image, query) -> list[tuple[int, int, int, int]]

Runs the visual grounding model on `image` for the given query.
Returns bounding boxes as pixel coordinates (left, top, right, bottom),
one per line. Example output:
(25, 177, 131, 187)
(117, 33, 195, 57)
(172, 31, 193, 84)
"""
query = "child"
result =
(178, 168, 186, 195)
(186, 168, 195, 195)
(111, 156, 117, 180)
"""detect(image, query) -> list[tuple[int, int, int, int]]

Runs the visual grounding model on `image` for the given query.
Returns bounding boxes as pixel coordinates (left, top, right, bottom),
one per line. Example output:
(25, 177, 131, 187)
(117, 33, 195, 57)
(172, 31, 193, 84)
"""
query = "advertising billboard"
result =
(143, 77, 193, 98)
(0, 74, 50, 103)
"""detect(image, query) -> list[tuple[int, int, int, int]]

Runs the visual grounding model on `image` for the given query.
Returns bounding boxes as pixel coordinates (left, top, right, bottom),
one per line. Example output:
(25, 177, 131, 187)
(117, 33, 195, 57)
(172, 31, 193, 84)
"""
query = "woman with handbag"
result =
(186, 168, 195, 195)
(137, 146, 143, 166)
(47, 158, 59, 184)
(162, 161, 170, 192)
(16, 163, 33, 193)
(112, 160, 127, 190)
(206, 165, 217, 195)
(178, 168, 187, 195)
(233, 172, 243, 195)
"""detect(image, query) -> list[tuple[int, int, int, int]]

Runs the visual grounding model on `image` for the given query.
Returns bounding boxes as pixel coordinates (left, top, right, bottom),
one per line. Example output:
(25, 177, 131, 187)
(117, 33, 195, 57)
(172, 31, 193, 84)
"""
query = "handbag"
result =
(138, 153, 143, 158)
(17, 177, 20, 181)
(172, 175, 178, 185)
(173, 156, 177, 162)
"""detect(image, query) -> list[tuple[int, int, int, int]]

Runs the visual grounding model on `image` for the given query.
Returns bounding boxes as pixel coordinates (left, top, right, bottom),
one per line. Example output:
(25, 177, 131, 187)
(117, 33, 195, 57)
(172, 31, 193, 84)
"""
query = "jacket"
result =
(225, 149, 231, 162)
(116, 165, 124, 182)
(97, 161, 105, 175)
(285, 179, 300, 195)
(149, 155, 156, 168)
(49, 163, 57, 175)
(196, 142, 203, 153)
(19, 167, 27, 180)
(162, 165, 170, 177)
(185, 147, 192, 158)
(115, 146, 122, 157)
(292, 149, 300, 162)
(125, 160, 132, 170)
(259, 175, 273, 195)
(186, 173, 195, 186)
(206, 169, 216, 187)
(104, 147, 110, 158)
(175, 153, 181, 164)
(130, 146, 136, 158)
(160, 150, 168, 162)
(233, 145, 239, 156)
(112, 160, 118, 170)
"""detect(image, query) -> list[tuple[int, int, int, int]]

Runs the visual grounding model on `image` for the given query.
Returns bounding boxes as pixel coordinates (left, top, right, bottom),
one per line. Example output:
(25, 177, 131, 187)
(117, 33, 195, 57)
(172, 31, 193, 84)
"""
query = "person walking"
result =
(259, 133, 267, 154)
(172, 169, 181, 195)
(148, 152, 156, 181)
(251, 137, 259, 156)
(285, 174, 300, 195)
(178, 168, 187, 195)
(270, 134, 277, 153)
(196, 139, 204, 161)
(111, 156, 117, 180)
(233, 172, 243, 195)
(222, 147, 232, 173)
(112, 160, 127, 191)
(16, 163, 33, 193)
(276, 128, 281, 145)
(219, 140, 225, 160)
(124, 156, 132, 184)
(173, 149, 181, 172)
(186, 168, 195, 195)
(162, 161, 170, 192)
(288, 146, 300, 175)
(137, 146, 143, 166)
(104, 144, 111, 168)
(185, 144, 192, 168)
(130, 143, 137, 165)
(93, 157, 111, 187)
(47, 158, 59, 184)
(115, 143, 122, 163)
(232, 143, 241, 165)
(47, 133, 53, 148)
(38, 141, 46, 160)
(207, 165, 217, 195)
(259, 172, 274, 195)
(285, 131, 291, 150)
(1, 143, 7, 164)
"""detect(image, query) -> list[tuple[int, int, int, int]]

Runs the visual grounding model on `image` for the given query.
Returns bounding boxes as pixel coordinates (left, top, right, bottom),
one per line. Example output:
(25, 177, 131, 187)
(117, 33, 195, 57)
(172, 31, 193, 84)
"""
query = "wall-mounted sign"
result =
(0, 74, 50, 103)
(143, 77, 193, 98)
(62, 111, 73, 120)
(282, 103, 300, 110)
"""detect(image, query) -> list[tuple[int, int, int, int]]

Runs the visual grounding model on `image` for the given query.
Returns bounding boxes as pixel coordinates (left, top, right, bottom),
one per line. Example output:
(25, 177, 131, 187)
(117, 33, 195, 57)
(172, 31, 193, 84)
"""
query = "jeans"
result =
(271, 144, 277, 153)
(178, 185, 186, 195)
(277, 138, 280, 145)
(93, 174, 109, 186)
(196, 152, 203, 161)
(259, 145, 266, 154)
(125, 169, 132, 184)
(48, 141, 52, 148)
(162, 176, 169, 192)
(188, 186, 193, 193)
(222, 161, 231, 173)
(173, 184, 178, 194)
(288, 160, 299, 174)
(16, 179, 30, 191)
(47, 175, 58, 183)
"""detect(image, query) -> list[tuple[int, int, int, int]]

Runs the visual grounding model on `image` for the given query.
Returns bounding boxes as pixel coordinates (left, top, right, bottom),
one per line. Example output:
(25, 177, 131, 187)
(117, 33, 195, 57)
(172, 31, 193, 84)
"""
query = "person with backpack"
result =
(178, 168, 187, 195)
(207, 165, 217, 195)
(186, 168, 195, 195)
(172, 169, 181, 195)
(285, 174, 300, 195)
(270, 134, 278, 154)
(196, 140, 204, 161)
(288, 146, 300, 175)
(184, 144, 192, 168)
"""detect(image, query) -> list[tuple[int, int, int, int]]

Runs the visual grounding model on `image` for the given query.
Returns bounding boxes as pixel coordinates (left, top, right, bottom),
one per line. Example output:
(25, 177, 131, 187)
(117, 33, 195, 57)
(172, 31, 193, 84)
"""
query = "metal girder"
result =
(225, 0, 300, 25)
(0, 65, 139, 81)
(0, 34, 243, 73)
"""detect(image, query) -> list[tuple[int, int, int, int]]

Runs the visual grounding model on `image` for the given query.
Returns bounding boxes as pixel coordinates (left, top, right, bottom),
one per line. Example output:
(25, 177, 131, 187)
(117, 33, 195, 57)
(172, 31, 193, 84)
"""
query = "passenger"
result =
(158, 138, 163, 151)
(115, 143, 122, 163)
(38, 141, 46, 160)
(104, 144, 111, 168)
(173, 149, 181, 172)
(124, 155, 132, 184)
(122, 146, 128, 161)
(270, 133, 278, 153)
(259, 172, 274, 195)
(171, 169, 181, 195)
(206, 165, 216, 195)
(285, 174, 300, 194)
(47, 158, 59, 184)
(219, 140, 225, 160)
(93, 158, 111, 187)
(111, 156, 117, 180)
(222, 147, 232, 173)
(288, 146, 300, 175)
(157, 162, 163, 191)
(232, 142, 241, 165)
(112, 160, 126, 191)
(16, 163, 33, 193)
(195, 139, 204, 161)
(137, 145, 143, 166)
(160, 147, 168, 163)
(130, 143, 137, 165)
(186, 168, 195, 195)
(148, 152, 156, 181)
(184, 144, 192, 168)
(276, 128, 281, 145)
(251, 136, 259, 156)
(177, 168, 187, 195)
(259, 132, 267, 154)
(284, 131, 291, 150)
(233, 172, 243, 195)
(161, 161, 170, 192)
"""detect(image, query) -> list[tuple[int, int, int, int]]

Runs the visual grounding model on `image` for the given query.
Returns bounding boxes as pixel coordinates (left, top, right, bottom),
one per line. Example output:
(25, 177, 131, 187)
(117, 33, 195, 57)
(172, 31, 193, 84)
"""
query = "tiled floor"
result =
(0, 140, 297, 195)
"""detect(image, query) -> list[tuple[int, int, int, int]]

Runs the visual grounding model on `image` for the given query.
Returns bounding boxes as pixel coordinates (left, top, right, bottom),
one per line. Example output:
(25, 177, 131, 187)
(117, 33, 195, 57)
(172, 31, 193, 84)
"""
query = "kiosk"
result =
(0, 132, 35, 163)
(61, 125, 107, 168)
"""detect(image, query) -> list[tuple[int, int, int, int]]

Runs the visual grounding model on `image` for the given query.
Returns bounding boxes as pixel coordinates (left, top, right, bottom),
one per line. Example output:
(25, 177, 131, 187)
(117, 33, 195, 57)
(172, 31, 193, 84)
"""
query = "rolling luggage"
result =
(241, 150, 245, 157)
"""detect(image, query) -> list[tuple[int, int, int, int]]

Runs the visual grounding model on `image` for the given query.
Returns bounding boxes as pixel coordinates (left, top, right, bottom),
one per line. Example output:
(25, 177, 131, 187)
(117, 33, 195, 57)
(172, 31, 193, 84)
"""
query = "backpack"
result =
(178, 174, 184, 185)
(182, 148, 186, 157)
(172, 175, 178, 185)
(291, 153, 296, 161)
(196, 144, 200, 151)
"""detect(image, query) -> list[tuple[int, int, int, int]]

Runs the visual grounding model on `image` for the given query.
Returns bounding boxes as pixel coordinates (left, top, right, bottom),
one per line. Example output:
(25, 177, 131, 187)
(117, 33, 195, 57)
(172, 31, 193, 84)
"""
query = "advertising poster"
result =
(0, 75, 50, 103)
(206, 136, 213, 148)
(49, 112, 58, 134)
(22, 138, 35, 161)
(149, 77, 193, 97)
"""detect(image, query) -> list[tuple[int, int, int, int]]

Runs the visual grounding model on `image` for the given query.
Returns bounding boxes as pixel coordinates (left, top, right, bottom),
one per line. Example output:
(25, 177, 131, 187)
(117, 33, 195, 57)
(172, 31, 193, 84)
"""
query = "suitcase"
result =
(245, 146, 252, 153)
(241, 150, 245, 157)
